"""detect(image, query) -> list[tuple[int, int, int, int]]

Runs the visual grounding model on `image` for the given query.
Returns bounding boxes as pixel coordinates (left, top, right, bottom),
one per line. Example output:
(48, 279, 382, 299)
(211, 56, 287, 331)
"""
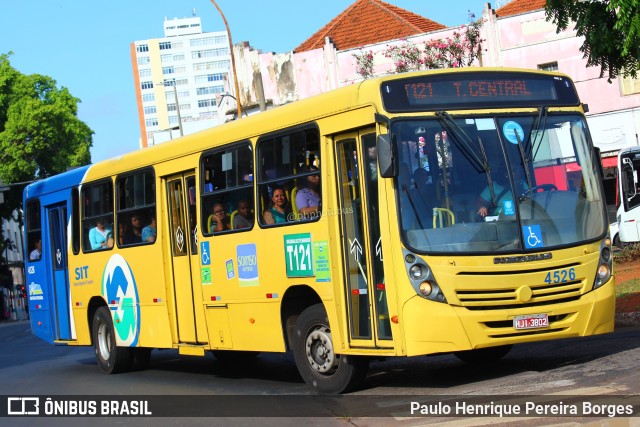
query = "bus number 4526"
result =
(544, 268, 576, 284)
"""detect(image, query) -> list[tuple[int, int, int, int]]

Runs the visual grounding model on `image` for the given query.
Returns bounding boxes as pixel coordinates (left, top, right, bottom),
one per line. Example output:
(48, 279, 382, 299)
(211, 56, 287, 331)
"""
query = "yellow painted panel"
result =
(205, 306, 232, 349)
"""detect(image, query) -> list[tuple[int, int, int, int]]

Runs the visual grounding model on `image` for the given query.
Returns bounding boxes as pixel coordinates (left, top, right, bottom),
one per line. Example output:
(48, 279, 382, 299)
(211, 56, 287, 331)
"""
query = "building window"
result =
(159, 41, 172, 50)
(195, 73, 226, 83)
(145, 118, 158, 127)
(137, 44, 149, 53)
(144, 106, 157, 115)
(197, 86, 223, 95)
(139, 69, 152, 78)
(142, 93, 155, 102)
(621, 74, 640, 95)
(141, 81, 154, 90)
(160, 54, 172, 62)
(138, 56, 150, 65)
(174, 66, 186, 74)
(538, 62, 558, 72)
(197, 99, 216, 108)
(173, 54, 185, 61)
(162, 66, 175, 75)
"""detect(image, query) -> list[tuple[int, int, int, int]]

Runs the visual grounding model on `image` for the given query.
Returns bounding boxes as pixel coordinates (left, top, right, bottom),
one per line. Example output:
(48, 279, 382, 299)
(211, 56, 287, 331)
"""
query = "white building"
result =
(130, 15, 233, 148)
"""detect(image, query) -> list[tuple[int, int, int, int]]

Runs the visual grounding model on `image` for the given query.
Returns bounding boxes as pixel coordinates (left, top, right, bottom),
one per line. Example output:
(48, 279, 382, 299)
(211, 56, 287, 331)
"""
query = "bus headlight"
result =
(403, 249, 447, 303)
(593, 237, 612, 289)
(419, 281, 433, 296)
(410, 264, 426, 280)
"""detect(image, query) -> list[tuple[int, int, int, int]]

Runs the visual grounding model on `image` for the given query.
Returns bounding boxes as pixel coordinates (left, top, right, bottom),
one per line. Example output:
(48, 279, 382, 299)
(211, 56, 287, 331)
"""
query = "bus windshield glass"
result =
(393, 113, 606, 253)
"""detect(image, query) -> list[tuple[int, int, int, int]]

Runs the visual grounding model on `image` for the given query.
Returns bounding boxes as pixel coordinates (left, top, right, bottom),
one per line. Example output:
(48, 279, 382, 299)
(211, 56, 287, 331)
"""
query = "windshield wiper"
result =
(514, 131, 533, 198)
(435, 112, 497, 207)
(435, 112, 487, 174)
(530, 106, 548, 161)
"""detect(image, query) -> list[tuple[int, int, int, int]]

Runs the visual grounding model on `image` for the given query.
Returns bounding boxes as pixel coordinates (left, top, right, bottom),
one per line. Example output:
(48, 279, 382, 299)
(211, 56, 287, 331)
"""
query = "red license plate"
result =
(513, 314, 549, 330)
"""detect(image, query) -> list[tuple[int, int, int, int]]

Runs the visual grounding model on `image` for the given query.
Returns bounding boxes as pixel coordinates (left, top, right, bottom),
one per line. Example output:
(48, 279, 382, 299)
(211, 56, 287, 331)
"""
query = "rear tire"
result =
(92, 306, 131, 374)
(292, 304, 368, 394)
(454, 345, 512, 364)
(613, 234, 622, 249)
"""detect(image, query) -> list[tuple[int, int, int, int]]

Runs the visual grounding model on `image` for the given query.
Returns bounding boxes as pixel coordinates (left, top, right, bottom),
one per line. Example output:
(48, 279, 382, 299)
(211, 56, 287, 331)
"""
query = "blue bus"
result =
(23, 166, 90, 344)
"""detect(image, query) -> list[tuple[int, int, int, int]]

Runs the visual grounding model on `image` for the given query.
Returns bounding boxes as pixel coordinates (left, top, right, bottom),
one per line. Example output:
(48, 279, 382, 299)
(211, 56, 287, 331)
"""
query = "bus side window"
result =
(115, 168, 156, 247)
(26, 199, 42, 261)
(82, 180, 114, 253)
(257, 126, 320, 225)
(201, 141, 254, 235)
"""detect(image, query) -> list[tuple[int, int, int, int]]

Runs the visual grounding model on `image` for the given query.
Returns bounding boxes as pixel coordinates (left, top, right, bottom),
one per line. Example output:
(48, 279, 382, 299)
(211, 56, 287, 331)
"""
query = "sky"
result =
(1, 0, 494, 163)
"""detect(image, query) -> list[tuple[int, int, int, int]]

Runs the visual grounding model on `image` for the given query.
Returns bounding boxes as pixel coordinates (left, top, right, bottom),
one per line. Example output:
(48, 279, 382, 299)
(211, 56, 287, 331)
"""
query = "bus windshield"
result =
(393, 113, 606, 253)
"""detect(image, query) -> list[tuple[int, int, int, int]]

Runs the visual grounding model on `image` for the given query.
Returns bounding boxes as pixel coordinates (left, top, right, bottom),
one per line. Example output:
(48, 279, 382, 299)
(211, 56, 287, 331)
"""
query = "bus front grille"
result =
(454, 280, 584, 310)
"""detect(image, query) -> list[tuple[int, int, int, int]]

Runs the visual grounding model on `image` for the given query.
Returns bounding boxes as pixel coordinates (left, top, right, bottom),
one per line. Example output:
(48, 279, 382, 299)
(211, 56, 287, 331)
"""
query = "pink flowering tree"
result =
(353, 50, 375, 79)
(353, 11, 483, 79)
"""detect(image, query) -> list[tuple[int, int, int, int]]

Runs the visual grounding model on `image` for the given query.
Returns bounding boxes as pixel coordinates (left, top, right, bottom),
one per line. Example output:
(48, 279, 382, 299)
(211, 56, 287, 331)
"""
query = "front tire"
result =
(92, 306, 131, 374)
(292, 304, 368, 394)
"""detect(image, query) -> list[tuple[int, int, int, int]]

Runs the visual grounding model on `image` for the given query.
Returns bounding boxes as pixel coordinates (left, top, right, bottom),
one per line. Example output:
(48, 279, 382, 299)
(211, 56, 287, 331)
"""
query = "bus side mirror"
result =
(377, 133, 397, 178)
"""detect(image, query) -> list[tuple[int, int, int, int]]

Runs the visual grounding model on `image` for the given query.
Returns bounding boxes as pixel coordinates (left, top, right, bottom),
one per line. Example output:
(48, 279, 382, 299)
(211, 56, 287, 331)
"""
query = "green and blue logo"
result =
(102, 254, 140, 346)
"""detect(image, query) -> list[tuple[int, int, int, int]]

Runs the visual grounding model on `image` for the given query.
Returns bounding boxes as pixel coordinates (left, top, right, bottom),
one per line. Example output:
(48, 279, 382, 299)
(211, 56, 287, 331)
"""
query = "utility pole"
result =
(158, 79, 183, 137)
(210, 0, 242, 119)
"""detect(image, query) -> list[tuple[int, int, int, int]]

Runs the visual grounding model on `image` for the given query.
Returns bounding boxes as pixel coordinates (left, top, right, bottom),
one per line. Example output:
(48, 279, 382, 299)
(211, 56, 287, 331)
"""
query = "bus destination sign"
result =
(381, 71, 581, 112)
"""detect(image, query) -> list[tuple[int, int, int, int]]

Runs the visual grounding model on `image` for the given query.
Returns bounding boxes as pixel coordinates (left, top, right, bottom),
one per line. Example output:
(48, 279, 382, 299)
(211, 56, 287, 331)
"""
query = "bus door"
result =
(163, 172, 203, 344)
(335, 131, 392, 348)
(46, 203, 73, 340)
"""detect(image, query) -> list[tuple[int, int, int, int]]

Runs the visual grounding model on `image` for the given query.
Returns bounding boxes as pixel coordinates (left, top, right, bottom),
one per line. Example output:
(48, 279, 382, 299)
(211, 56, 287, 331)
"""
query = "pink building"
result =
(227, 0, 640, 165)
(222, 0, 639, 210)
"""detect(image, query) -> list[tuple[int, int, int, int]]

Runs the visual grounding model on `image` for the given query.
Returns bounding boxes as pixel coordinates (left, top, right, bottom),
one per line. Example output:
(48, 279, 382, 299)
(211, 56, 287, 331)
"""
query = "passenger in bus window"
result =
(142, 216, 157, 243)
(29, 238, 42, 261)
(89, 220, 113, 250)
(117, 222, 126, 246)
(209, 203, 230, 232)
(123, 215, 143, 245)
(263, 186, 291, 225)
(296, 165, 321, 217)
(233, 200, 253, 229)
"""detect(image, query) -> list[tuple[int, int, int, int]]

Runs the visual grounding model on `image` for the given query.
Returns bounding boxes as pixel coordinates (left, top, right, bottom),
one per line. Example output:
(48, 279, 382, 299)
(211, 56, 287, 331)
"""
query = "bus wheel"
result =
(292, 304, 368, 394)
(92, 306, 131, 374)
(454, 345, 512, 364)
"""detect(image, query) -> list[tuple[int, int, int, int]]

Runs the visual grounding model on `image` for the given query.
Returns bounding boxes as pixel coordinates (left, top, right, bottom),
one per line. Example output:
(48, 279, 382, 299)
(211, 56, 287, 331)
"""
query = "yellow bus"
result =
(23, 68, 614, 394)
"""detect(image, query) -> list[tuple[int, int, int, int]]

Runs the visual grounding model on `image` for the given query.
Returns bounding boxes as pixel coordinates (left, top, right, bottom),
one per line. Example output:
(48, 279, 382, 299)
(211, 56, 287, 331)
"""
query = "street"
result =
(1, 320, 639, 426)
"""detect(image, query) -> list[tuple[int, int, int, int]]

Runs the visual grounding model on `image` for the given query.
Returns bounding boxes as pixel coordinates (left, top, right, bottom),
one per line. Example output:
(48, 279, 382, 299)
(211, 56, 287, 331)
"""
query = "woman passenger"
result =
(263, 186, 292, 224)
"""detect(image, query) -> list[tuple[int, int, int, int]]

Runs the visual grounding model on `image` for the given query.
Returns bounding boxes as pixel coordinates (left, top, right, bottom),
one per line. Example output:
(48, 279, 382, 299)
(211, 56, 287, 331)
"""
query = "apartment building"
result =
(130, 16, 232, 147)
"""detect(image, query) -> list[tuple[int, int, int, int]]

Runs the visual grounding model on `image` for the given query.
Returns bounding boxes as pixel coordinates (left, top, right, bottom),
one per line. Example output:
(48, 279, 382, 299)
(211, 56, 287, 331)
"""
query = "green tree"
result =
(546, 0, 640, 82)
(0, 53, 92, 219)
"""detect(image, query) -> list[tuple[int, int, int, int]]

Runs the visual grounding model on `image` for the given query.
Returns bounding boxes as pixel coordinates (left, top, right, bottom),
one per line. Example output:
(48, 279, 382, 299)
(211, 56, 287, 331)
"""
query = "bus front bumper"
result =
(402, 278, 615, 357)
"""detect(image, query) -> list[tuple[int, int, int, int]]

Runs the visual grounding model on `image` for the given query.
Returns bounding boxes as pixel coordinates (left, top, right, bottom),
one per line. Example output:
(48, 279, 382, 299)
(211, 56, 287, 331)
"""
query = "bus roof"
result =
(85, 67, 573, 183)
(23, 165, 90, 200)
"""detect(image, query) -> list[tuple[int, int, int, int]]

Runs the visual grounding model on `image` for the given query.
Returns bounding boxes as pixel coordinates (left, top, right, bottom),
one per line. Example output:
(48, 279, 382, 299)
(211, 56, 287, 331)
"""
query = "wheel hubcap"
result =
(305, 326, 336, 374)
(97, 320, 112, 360)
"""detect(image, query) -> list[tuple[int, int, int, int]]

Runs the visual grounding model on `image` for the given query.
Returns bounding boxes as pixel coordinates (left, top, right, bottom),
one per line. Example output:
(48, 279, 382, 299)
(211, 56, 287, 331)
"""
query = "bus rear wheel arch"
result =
(291, 303, 369, 394)
(92, 306, 132, 374)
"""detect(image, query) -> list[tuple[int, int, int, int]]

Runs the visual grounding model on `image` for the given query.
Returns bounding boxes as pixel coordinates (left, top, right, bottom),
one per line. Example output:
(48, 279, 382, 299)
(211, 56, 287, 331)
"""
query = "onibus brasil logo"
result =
(102, 254, 140, 346)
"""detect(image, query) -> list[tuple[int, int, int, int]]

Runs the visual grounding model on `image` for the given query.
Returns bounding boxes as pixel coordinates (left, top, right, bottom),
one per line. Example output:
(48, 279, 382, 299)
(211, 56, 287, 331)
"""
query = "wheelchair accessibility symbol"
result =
(200, 241, 211, 265)
(523, 225, 544, 249)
